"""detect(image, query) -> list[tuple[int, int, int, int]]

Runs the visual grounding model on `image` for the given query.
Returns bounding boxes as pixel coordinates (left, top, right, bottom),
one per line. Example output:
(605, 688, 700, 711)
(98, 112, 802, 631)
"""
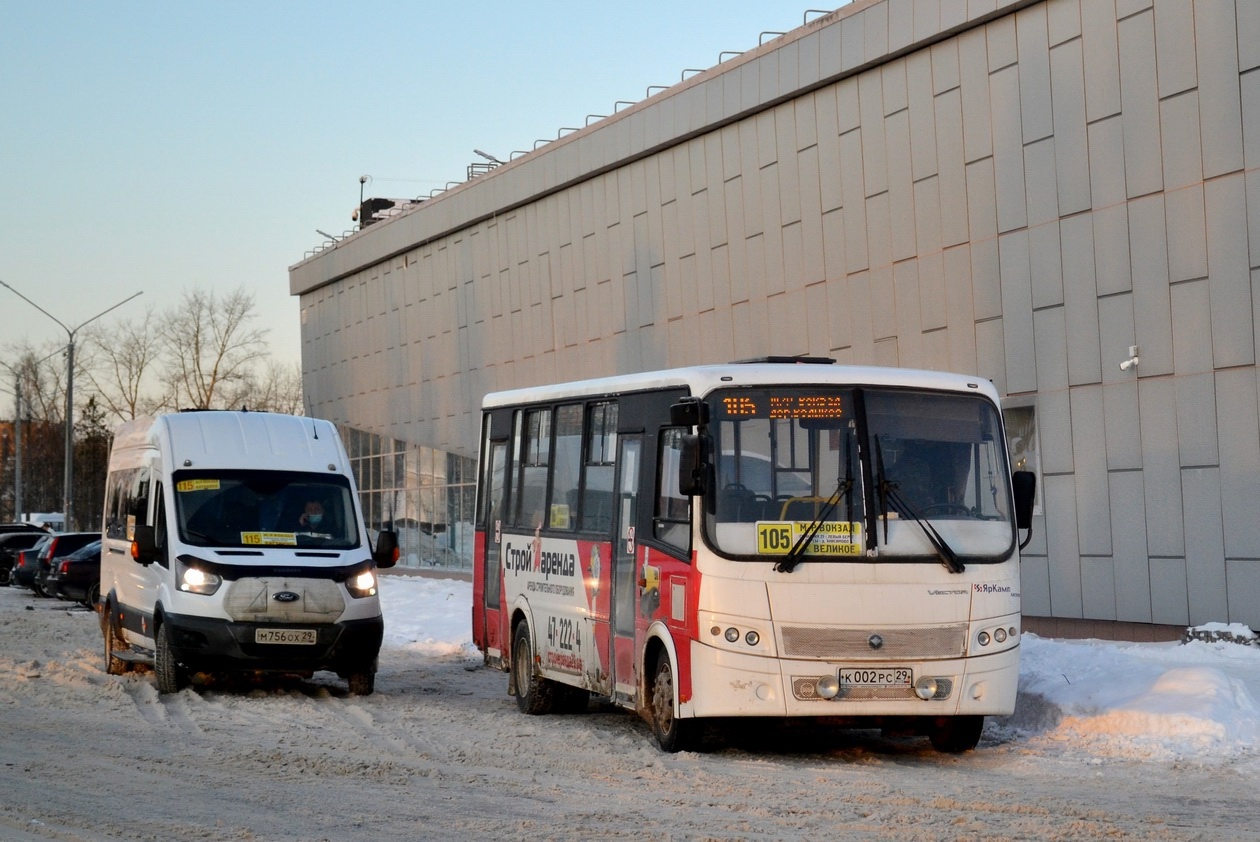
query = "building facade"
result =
(290, 0, 1260, 632)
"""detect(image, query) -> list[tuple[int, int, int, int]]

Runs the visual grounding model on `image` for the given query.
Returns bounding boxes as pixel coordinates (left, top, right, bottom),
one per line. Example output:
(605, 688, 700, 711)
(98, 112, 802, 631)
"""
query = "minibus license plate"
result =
(255, 628, 317, 645)
(839, 667, 912, 688)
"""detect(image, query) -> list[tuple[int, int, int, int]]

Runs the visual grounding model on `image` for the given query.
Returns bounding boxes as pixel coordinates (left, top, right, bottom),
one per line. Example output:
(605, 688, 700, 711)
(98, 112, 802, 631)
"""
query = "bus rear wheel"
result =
(649, 651, 697, 752)
(929, 715, 984, 753)
(511, 622, 556, 715)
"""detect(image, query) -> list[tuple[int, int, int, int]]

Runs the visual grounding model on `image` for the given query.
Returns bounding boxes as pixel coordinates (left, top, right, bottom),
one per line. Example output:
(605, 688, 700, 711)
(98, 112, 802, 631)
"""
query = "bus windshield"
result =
(172, 470, 361, 549)
(704, 387, 1015, 563)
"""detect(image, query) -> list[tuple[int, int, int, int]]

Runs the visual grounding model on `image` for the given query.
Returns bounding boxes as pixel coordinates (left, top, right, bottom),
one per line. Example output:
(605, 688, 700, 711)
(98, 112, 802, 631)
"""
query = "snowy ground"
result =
(2, 575, 1260, 840)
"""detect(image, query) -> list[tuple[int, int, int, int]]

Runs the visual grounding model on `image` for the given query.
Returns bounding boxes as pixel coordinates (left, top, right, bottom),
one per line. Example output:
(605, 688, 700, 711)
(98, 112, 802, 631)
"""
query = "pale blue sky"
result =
(1, 1, 836, 368)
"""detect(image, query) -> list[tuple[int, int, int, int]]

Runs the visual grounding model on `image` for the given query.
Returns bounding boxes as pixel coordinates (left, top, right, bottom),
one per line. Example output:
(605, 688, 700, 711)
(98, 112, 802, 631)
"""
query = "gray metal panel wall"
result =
(290, 0, 1260, 628)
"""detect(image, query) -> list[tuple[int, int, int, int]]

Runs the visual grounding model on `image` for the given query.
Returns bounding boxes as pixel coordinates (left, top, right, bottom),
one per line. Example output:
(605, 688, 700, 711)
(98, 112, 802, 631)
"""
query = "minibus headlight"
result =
(347, 568, 378, 598)
(177, 561, 221, 595)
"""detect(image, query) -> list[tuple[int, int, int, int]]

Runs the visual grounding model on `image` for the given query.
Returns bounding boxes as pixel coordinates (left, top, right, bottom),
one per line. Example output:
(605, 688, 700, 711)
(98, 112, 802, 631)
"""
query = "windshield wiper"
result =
(875, 436, 965, 574)
(774, 477, 853, 574)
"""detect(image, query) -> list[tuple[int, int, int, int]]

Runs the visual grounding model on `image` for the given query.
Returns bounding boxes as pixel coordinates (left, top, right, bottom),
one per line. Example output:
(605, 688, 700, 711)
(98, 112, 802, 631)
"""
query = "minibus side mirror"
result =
(373, 529, 399, 569)
(131, 525, 158, 566)
(677, 434, 709, 497)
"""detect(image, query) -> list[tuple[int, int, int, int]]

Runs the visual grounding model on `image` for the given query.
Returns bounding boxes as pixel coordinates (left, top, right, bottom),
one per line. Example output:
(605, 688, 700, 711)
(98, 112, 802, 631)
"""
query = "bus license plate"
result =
(255, 628, 317, 645)
(839, 667, 912, 688)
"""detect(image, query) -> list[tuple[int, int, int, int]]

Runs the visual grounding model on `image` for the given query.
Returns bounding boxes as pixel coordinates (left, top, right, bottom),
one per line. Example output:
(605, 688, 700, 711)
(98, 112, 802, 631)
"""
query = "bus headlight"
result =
(347, 568, 378, 598)
(914, 676, 939, 700)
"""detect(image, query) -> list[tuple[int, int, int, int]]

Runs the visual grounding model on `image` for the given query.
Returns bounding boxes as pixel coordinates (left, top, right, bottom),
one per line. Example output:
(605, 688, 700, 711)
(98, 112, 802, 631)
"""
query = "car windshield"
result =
(703, 386, 1015, 564)
(172, 470, 360, 549)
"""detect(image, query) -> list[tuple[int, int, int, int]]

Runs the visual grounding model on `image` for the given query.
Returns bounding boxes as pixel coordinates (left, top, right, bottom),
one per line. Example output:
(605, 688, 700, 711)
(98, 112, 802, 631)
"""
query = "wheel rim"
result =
(514, 633, 530, 695)
(652, 660, 675, 737)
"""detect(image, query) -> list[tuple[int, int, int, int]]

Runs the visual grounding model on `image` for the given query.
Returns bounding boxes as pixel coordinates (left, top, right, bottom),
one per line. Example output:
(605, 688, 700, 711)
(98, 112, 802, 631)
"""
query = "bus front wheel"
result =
(929, 715, 984, 753)
(649, 651, 698, 752)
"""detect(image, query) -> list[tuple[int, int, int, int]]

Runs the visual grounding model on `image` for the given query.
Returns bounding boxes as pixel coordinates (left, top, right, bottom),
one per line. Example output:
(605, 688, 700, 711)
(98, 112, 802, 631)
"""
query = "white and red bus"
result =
(472, 358, 1036, 753)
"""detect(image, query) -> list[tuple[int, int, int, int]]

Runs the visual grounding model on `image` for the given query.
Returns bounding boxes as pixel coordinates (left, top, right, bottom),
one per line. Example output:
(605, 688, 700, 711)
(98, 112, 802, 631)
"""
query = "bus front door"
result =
(610, 435, 641, 704)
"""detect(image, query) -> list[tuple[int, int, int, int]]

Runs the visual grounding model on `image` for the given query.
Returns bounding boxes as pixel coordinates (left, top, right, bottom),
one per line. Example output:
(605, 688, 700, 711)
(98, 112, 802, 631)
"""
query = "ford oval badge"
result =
(273, 591, 300, 603)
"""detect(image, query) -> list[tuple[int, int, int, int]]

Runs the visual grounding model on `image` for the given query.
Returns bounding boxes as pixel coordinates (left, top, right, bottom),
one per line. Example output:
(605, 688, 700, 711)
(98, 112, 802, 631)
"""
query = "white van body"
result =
(23, 513, 64, 532)
(100, 411, 394, 695)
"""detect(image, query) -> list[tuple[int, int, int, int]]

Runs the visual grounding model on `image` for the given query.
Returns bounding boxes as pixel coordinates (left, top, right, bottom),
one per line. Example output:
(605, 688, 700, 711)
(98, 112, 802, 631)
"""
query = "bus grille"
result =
(223, 578, 346, 624)
(781, 624, 967, 660)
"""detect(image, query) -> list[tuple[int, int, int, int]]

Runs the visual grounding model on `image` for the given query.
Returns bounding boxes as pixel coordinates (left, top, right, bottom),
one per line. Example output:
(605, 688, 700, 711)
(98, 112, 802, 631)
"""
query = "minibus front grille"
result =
(780, 624, 968, 660)
(223, 578, 347, 624)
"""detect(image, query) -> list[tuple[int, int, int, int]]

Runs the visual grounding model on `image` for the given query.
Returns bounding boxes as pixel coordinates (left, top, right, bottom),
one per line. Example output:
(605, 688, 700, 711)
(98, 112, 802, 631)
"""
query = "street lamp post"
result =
(0, 280, 142, 529)
(0, 378, 21, 520)
(1, 347, 62, 523)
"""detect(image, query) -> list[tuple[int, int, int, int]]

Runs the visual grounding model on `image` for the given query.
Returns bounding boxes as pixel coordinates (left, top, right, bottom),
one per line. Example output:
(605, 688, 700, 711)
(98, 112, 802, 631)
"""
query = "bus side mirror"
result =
(677, 434, 709, 497)
(1012, 471, 1036, 530)
(131, 525, 158, 566)
(373, 529, 399, 569)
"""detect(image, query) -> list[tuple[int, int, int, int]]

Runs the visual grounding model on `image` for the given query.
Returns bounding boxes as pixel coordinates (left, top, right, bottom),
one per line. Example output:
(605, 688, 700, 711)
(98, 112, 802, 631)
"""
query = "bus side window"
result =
(580, 402, 618, 533)
(547, 404, 583, 531)
(512, 408, 551, 529)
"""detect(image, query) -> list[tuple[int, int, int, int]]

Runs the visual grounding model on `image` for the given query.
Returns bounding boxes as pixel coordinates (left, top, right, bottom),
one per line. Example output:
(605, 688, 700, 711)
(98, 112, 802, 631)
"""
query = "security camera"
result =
(1119, 358, 1136, 371)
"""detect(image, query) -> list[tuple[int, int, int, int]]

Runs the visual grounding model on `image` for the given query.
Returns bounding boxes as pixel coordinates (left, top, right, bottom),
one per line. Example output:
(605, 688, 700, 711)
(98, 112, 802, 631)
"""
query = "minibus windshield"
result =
(172, 470, 360, 549)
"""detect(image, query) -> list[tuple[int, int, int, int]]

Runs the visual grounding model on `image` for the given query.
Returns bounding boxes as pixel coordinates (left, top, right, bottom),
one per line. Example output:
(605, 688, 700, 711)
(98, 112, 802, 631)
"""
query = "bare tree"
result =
(160, 287, 269, 410)
(4, 343, 68, 423)
(224, 359, 304, 415)
(80, 307, 164, 422)
(0, 344, 69, 517)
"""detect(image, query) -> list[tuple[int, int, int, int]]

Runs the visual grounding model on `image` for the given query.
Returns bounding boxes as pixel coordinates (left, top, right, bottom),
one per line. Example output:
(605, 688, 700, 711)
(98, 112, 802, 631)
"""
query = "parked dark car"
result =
(10, 536, 53, 590)
(30, 533, 98, 598)
(44, 539, 102, 607)
(0, 531, 47, 586)
(0, 522, 52, 534)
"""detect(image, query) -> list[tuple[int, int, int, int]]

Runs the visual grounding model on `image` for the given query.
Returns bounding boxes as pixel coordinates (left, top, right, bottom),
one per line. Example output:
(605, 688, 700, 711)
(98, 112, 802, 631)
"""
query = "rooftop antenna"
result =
(473, 149, 504, 165)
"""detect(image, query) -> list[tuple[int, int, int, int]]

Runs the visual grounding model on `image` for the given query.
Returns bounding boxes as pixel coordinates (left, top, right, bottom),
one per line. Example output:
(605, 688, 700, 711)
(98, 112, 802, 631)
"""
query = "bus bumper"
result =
(685, 638, 1020, 719)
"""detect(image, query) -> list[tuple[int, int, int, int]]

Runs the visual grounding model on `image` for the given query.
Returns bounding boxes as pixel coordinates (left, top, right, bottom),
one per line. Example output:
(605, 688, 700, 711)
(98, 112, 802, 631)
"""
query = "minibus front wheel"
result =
(155, 620, 189, 694)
